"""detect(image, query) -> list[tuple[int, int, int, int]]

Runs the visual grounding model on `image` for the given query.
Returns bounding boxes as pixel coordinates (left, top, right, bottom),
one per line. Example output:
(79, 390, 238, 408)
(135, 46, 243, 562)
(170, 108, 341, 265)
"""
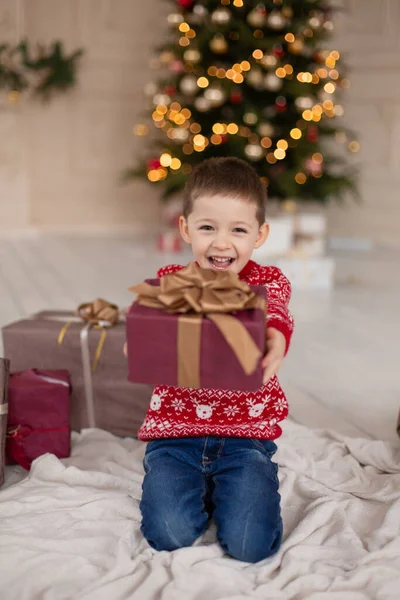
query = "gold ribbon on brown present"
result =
(129, 263, 266, 388)
(55, 299, 120, 427)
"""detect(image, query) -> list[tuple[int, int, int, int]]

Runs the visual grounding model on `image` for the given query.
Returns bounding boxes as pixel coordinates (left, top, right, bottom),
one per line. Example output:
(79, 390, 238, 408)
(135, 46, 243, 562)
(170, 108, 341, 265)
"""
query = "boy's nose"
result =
(213, 236, 231, 250)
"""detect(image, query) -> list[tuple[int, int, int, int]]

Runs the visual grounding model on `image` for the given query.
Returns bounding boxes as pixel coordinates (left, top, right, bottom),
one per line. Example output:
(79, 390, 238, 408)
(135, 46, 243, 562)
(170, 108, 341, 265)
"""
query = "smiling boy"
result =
(138, 157, 294, 563)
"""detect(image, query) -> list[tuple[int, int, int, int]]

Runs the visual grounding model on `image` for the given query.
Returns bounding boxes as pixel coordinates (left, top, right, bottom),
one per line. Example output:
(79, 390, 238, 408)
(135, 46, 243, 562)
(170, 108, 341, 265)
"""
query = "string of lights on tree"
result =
(125, 0, 359, 204)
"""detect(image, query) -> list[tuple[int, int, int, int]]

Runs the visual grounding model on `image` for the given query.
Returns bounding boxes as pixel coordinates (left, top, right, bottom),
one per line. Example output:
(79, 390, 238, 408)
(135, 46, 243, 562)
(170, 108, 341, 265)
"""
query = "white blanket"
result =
(1, 422, 400, 600)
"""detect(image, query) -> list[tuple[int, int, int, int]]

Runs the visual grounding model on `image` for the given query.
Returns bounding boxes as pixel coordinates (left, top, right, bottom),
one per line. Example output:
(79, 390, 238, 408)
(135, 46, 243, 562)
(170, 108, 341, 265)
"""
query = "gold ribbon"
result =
(57, 299, 119, 372)
(129, 263, 266, 388)
(55, 299, 120, 428)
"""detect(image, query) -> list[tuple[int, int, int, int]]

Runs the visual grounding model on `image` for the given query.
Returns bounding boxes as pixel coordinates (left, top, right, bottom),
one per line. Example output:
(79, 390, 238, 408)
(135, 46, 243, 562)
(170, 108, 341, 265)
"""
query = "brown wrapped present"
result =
(2, 302, 151, 437)
(1, 358, 10, 487)
(127, 263, 267, 391)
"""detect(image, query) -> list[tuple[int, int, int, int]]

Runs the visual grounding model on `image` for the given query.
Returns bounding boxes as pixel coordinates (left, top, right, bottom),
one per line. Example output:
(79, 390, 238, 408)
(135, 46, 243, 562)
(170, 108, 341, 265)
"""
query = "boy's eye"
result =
(233, 227, 247, 234)
(200, 225, 213, 231)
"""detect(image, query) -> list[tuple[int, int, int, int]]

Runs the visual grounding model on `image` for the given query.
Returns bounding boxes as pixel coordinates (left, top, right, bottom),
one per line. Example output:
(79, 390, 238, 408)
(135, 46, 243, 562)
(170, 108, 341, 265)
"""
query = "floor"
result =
(0, 236, 399, 444)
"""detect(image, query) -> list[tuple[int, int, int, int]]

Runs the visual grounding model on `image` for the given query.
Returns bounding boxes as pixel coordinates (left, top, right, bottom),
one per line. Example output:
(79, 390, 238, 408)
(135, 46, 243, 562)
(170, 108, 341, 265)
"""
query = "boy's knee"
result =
(141, 507, 207, 552)
(219, 524, 282, 563)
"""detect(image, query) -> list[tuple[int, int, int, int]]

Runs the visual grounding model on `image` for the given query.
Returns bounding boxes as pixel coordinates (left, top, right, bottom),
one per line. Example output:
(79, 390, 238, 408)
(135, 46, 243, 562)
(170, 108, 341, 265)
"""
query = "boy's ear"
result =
(254, 222, 270, 248)
(179, 215, 191, 243)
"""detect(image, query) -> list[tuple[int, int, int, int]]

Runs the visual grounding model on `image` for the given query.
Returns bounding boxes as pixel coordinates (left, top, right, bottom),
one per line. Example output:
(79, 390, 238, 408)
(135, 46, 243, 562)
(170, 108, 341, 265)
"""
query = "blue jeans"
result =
(140, 436, 282, 563)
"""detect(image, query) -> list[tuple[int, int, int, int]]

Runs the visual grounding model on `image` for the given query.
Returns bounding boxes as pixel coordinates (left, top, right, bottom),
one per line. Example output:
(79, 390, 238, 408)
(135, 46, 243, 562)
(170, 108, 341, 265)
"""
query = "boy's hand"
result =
(123, 342, 127, 357)
(261, 328, 286, 384)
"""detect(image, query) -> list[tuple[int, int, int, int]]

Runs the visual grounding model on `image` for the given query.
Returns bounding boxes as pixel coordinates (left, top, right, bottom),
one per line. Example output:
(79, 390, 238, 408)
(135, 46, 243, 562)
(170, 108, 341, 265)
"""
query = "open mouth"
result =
(208, 256, 235, 270)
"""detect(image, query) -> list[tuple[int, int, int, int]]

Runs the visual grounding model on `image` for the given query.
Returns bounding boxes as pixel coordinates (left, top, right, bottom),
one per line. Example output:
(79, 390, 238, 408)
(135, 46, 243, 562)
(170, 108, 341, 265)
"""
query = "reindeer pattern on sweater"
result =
(138, 260, 294, 441)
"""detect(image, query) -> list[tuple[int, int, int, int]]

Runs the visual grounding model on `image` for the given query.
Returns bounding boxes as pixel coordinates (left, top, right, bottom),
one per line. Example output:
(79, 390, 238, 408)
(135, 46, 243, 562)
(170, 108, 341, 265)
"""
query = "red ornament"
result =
(307, 126, 319, 143)
(273, 44, 285, 58)
(147, 158, 161, 170)
(312, 52, 324, 64)
(157, 231, 182, 253)
(220, 134, 229, 143)
(230, 90, 243, 104)
(164, 85, 177, 96)
(177, 0, 194, 9)
(275, 96, 287, 113)
(305, 157, 322, 176)
(170, 60, 184, 74)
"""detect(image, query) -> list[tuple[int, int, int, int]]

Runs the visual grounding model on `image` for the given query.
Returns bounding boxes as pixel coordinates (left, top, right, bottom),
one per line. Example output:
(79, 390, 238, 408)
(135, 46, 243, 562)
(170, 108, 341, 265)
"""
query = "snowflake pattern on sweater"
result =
(138, 260, 294, 442)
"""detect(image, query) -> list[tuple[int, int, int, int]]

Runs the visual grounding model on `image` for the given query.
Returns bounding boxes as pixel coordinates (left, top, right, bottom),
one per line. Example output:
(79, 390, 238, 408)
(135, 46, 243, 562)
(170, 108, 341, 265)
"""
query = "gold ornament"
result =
(258, 122, 274, 137)
(184, 49, 202, 63)
(243, 112, 258, 125)
(247, 8, 267, 28)
(295, 96, 314, 110)
(153, 93, 171, 105)
(261, 54, 278, 69)
(167, 13, 184, 26)
(204, 86, 227, 107)
(210, 34, 228, 54)
(281, 6, 293, 18)
(309, 12, 324, 29)
(194, 96, 211, 112)
(159, 51, 175, 64)
(245, 144, 264, 161)
(193, 5, 207, 19)
(211, 7, 231, 25)
(289, 39, 304, 55)
(180, 75, 198, 95)
(267, 10, 286, 30)
(264, 73, 283, 91)
(173, 128, 190, 142)
(246, 68, 264, 89)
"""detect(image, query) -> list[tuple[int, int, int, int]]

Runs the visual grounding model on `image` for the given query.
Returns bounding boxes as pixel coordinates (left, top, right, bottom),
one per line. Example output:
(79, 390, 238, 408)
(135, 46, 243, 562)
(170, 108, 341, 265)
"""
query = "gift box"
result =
(157, 230, 182, 253)
(275, 256, 335, 290)
(127, 263, 267, 391)
(2, 305, 152, 437)
(0, 358, 10, 487)
(6, 369, 71, 470)
(293, 213, 327, 257)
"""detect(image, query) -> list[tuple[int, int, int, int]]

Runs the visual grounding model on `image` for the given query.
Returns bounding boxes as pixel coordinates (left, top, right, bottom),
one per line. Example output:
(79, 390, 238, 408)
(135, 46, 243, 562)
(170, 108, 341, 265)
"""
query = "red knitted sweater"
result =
(138, 260, 294, 441)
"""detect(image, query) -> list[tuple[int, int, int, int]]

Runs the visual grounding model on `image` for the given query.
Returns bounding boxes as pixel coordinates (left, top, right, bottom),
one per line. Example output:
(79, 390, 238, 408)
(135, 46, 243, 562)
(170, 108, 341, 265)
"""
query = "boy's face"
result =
(179, 194, 269, 274)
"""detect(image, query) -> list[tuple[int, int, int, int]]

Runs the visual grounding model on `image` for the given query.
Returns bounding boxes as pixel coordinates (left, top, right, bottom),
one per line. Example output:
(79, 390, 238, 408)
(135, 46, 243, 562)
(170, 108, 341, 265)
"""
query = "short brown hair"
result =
(183, 157, 267, 225)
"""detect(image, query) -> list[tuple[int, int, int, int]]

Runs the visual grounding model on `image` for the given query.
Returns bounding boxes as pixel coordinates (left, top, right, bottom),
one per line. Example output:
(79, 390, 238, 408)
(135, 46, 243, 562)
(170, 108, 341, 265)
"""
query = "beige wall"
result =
(0, 0, 399, 242)
(0, 0, 169, 235)
(328, 0, 400, 244)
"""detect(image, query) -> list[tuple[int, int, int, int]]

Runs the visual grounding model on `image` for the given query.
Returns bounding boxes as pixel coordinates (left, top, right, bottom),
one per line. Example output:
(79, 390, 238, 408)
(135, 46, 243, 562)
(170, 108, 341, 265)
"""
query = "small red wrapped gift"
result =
(126, 263, 267, 391)
(6, 369, 71, 470)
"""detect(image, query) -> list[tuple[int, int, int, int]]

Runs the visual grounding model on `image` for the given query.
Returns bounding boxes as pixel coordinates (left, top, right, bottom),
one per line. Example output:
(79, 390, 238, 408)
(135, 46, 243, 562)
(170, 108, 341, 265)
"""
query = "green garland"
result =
(0, 40, 84, 101)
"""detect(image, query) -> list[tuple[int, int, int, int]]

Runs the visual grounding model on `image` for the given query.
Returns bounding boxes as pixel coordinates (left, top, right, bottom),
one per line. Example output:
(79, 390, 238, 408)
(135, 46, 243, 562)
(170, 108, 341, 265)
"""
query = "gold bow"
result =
(77, 298, 119, 326)
(58, 299, 120, 372)
(129, 263, 266, 389)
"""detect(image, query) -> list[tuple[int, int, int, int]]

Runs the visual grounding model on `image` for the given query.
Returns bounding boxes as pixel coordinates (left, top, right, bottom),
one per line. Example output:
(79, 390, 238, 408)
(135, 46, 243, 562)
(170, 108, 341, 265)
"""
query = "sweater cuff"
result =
(267, 318, 293, 356)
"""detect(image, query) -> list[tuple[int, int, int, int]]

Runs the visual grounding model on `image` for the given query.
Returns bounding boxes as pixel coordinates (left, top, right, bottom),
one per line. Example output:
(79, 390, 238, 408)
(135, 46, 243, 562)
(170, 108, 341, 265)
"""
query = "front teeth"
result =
(210, 257, 233, 262)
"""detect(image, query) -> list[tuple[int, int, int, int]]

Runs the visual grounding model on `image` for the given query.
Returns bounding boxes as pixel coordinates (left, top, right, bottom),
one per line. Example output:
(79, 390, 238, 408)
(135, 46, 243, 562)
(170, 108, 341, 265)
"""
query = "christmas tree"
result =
(125, 0, 358, 205)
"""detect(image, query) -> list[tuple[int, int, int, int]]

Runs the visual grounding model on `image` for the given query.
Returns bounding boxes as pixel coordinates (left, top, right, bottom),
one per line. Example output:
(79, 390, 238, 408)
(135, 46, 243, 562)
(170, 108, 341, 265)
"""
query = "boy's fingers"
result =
(263, 359, 281, 383)
(262, 351, 277, 368)
(263, 366, 274, 384)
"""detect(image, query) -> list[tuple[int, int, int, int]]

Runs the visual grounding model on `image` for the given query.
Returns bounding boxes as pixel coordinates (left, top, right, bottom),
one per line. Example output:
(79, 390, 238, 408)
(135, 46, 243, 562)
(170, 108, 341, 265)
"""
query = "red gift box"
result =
(126, 264, 267, 391)
(6, 369, 71, 470)
(157, 230, 182, 253)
